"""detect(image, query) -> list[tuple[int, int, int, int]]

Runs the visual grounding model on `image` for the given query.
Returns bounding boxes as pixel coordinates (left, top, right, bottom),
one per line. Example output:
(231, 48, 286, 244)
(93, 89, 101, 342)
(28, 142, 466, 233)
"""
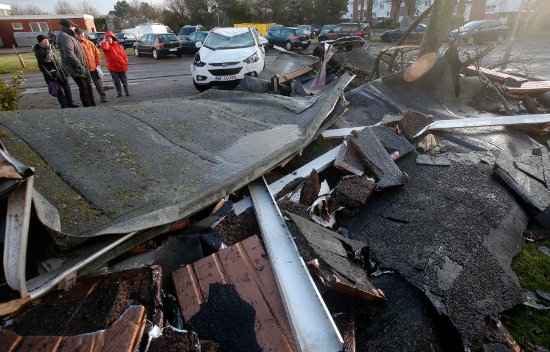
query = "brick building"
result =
(0, 14, 96, 48)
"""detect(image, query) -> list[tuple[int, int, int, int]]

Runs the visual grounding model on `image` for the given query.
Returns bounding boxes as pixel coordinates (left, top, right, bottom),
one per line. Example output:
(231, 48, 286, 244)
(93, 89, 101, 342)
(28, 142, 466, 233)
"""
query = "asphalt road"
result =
(18, 53, 198, 110)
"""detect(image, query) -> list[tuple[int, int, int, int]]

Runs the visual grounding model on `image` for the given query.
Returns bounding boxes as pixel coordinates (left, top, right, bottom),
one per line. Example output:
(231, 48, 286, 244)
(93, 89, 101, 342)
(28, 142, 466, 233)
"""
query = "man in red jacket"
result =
(100, 32, 129, 97)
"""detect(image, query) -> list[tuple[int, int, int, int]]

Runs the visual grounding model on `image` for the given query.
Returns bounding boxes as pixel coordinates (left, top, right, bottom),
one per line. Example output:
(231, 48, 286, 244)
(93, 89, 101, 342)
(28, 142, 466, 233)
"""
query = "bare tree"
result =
(420, 0, 456, 54)
(469, 0, 486, 21)
(390, 0, 401, 21)
(11, 4, 49, 15)
(55, 0, 76, 14)
(78, 0, 99, 16)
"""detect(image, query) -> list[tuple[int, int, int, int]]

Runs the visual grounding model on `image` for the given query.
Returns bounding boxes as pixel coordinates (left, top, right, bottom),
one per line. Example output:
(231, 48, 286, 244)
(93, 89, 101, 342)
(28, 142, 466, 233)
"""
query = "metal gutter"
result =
(249, 178, 344, 352)
(413, 113, 550, 138)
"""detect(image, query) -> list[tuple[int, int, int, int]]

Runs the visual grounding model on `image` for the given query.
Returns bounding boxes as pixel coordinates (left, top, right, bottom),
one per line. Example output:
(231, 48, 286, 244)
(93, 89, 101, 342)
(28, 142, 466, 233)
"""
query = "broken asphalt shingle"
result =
(332, 175, 376, 208)
(334, 141, 365, 176)
(371, 125, 415, 159)
(287, 212, 383, 300)
(349, 127, 407, 189)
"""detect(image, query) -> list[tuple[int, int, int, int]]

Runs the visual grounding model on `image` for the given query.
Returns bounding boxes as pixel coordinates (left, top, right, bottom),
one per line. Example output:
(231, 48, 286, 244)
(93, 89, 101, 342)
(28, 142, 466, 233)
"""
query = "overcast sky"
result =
(2, 0, 165, 15)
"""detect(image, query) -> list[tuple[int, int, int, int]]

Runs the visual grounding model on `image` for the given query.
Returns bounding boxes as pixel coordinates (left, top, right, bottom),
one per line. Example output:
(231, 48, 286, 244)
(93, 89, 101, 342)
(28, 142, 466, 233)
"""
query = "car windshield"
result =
(179, 27, 195, 36)
(158, 34, 178, 42)
(321, 26, 335, 34)
(196, 32, 208, 41)
(461, 21, 484, 31)
(296, 28, 307, 36)
(204, 31, 254, 50)
(339, 24, 361, 32)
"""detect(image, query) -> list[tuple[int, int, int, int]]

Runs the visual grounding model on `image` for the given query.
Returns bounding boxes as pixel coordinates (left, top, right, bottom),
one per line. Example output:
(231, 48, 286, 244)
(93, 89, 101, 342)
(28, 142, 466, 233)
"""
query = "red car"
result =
(319, 23, 371, 42)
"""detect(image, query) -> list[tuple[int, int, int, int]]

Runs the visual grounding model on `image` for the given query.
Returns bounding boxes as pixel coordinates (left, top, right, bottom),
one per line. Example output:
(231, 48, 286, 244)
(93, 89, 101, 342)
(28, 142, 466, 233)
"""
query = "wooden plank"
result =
(464, 65, 528, 84)
(0, 329, 22, 352)
(505, 81, 550, 95)
(172, 265, 204, 320)
(238, 237, 296, 349)
(193, 253, 227, 300)
(279, 66, 313, 84)
(101, 305, 145, 352)
(218, 243, 297, 352)
(16, 336, 63, 352)
(57, 333, 98, 352)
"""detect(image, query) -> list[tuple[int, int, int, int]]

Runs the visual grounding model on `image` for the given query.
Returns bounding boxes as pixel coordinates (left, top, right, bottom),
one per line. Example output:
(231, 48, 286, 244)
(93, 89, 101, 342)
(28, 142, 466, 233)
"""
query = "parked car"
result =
(116, 32, 137, 49)
(192, 27, 266, 91)
(134, 33, 183, 59)
(449, 20, 509, 44)
(86, 32, 105, 46)
(297, 25, 313, 38)
(380, 24, 427, 43)
(319, 23, 371, 42)
(319, 25, 337, 40)
(311, 24, 322, 37)
(266, 26, 310, 51)
(180, 31, 209, 54)
(178, 25, 205, 39)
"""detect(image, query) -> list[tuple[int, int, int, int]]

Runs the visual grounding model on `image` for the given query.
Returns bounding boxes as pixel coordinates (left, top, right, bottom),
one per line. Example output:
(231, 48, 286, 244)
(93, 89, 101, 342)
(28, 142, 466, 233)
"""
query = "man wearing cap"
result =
(75, 28, 107, 103)
(33, 35, 76, 108)
(56, 19, 95, 107)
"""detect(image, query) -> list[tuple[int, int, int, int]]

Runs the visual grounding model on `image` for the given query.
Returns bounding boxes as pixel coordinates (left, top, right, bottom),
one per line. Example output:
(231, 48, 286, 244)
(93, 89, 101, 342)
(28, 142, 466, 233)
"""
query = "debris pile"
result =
(0, 42, 549, 352)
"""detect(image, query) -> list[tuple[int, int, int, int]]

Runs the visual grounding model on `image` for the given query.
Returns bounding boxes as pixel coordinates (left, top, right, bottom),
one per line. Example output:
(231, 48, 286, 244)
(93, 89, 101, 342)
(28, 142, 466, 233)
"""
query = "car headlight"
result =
(194, 54, 206, 67)
(244, 53, 259, 64)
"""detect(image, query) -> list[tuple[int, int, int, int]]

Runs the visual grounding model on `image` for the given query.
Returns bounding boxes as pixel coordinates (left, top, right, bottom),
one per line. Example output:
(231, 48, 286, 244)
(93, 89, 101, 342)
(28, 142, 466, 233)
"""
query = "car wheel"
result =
(153, 49, 160, 60)
(194, 81, 210, 92)
(134, 48, 140, 57)
(285, 41, 293, 51)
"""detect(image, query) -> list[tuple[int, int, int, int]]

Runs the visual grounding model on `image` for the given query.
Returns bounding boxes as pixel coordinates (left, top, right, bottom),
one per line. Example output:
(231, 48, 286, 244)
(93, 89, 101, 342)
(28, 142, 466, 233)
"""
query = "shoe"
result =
(116, 93, 122, 98)
(101, 97, 108, 103)
(68, 104, 80, 108)
(125, 92, 130, 97)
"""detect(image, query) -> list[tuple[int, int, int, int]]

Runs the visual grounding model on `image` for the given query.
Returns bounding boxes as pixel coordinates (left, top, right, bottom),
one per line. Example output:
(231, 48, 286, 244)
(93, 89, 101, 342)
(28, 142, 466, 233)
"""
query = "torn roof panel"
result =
(0, 74, 351, 238)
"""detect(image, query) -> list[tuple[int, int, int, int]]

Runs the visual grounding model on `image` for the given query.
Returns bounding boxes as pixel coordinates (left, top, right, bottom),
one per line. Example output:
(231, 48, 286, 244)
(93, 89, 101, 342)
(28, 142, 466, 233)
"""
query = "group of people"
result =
(33, 19, 131, 108)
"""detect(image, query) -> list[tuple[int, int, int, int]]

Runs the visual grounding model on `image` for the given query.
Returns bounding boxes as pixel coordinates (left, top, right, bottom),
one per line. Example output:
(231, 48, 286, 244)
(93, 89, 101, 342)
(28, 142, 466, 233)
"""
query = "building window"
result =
(11, 22, 23, 31)
(30, 22, 50, 32)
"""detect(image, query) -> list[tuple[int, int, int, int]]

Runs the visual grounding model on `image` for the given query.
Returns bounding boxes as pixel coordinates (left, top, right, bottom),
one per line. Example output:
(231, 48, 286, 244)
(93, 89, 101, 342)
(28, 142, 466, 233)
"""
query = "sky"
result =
(1, 0, 165, 15)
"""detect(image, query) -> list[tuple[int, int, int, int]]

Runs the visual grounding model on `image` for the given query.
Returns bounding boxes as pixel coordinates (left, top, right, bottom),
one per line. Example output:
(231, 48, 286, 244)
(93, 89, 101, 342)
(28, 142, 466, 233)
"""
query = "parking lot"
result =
(14, 47, 298, 110)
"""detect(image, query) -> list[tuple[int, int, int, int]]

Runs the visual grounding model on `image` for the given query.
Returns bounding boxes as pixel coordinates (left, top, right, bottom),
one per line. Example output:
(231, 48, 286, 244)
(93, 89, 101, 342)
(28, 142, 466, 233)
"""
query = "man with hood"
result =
(100, 32, 130, 97)
(75, 28, 107, 103)
(56, 19, 95, 107)
(34, 35, 76, 108)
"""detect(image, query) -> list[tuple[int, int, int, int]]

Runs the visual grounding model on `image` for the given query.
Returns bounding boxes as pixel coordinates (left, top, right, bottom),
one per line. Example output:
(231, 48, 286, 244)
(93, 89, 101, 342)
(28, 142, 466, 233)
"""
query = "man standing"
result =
(33, 35, 77, 108)
(56, 19, 95, 107)
(75, 28, 107, 103)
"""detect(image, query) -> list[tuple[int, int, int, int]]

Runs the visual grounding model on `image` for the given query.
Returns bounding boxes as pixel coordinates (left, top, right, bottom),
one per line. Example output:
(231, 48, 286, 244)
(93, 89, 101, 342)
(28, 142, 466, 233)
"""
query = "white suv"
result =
(191, 27, 266, 91)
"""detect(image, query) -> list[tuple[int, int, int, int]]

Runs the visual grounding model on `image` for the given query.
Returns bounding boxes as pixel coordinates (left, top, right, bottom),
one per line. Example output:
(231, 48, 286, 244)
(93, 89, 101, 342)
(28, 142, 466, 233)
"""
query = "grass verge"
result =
(0, 53, 38, 74)
(504, 240, 550, 349)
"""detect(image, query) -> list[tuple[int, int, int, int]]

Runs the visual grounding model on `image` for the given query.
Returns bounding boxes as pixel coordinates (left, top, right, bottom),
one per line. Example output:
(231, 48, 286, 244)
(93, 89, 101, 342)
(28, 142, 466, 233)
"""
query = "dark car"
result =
(380, 24, 427, 43)
(134, 33, 183, 59)
(319, 25, 337, 40)
(297, 25, 313, 38)
(266, 26, 310, 51)
(178, 25, 205, 39)
(449, 20, 509, 44)
(180, 31, 208, 54)
(319, 23, 371, 41)
(86, 32, 105, 46)
(116, 32, 137, 49)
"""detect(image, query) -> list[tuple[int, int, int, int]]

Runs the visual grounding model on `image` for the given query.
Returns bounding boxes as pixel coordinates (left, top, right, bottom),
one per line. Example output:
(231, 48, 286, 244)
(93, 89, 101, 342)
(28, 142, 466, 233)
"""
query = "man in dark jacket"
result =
(33, 35, 77, 108)
(56, 19, 95, 107)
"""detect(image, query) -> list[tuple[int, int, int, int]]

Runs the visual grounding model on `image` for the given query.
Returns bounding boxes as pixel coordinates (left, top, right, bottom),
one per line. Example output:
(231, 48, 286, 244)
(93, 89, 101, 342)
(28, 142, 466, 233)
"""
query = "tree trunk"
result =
(353, 0, 359, 21)
(359, 0, 365, 22)
(367, 0, 374, 21)
(469, 0, 486, 21)
(390, 0, 401, 21)
(456, 0, 466, 22)
(420, 0, 457, 55)
(405, 0, 416, 17)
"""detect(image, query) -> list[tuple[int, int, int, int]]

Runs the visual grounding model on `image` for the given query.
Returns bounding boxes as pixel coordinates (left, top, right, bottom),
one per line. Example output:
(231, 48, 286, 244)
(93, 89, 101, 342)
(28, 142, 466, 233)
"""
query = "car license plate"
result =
(215, 75, 238, 81)
(170, 48, 178, 52)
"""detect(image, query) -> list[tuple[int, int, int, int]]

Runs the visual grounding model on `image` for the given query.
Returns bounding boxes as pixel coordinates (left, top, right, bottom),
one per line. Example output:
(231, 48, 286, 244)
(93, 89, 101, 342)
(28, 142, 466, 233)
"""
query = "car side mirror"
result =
(195, 41, 203, 49)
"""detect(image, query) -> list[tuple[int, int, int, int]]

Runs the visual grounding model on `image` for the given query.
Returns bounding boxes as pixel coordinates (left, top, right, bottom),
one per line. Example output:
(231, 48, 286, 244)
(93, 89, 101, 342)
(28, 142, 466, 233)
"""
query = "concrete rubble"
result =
(0, 43, 549, 352)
